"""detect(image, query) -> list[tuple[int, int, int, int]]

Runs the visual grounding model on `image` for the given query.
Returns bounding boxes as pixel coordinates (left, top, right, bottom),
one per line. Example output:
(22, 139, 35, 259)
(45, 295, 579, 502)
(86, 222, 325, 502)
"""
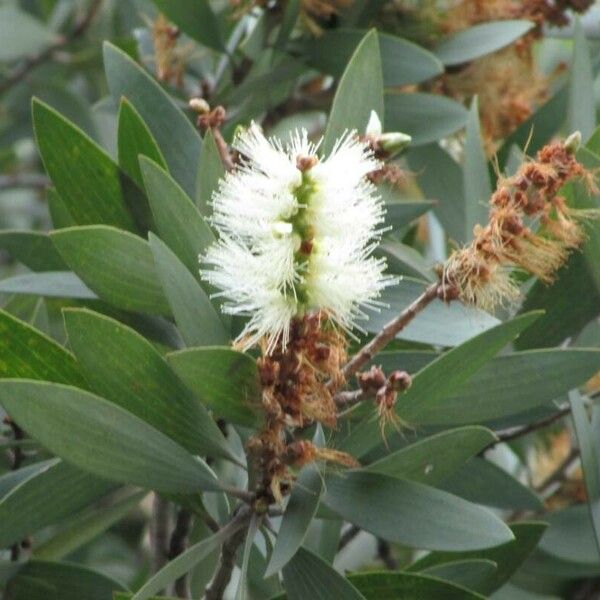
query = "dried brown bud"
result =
(357, 365, 387, 393)
(388, 370, 412, 392)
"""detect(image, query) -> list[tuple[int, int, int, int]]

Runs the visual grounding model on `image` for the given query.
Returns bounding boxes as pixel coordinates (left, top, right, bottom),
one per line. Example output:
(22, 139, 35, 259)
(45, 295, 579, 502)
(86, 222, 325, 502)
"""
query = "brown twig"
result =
(211, 127, 235, 172)
(484, 404, 572, 451)
(334, 389, 366, 409)
(338, 524, 361, 551)
(0, 0, 103, 96)
(204, 509, 252, 600)
(168, 508, 194, 598)
(221, 485, 255, 504)
(333, 282, 440, 391)
(535, 446, 580, 498)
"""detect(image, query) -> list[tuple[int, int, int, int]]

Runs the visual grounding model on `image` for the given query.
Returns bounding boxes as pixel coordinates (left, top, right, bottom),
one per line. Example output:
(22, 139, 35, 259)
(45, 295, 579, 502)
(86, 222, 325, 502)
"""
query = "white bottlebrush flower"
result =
(201, 122, 396, 353)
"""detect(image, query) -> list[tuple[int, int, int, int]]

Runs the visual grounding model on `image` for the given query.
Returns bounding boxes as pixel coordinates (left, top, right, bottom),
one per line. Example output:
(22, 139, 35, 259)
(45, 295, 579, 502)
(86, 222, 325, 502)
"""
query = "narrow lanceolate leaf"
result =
(569, 390, 600, 556)
(305, 29, 442, 86)
(365, 426, 496, 485)
(104, 43, 202, 198)
(463, 97, 492, 240)
(421, 560, 497, 592)
(348, 571, 485, 599)
(433, 349, 600, 424)
(167, 347, 262, 427)
(266, 464, 323, 576)
(197, 130, 225, 216)
(63, 308, 234, 462)
(235, 514, 259, 600)
(47, 187, 76, 229)
(117, 98, 166, 189)
(151, 0, 224, 52)
(0, 459, 117, 548)
(440, 458, 542, 511)
(0, 6, 56, 61)
(132, 522, 244, 600)
(141, 157, 215, 278)
(397, 312, 542, 424)
(0, 272, 95, 300)
(149, 234, 229, 346)
(0, 380, 220, 493)
(324, 471, 513, 551)
(433, 20, 534, 66)
(51, 226, 171, 316)
(0, 231, 65, 271)
(409, 522, 547, 595)
(385, 93, 468, 146)
(342, 312, 540, 457)
(283, 546, 366, 600)
(0, 461, 51, 500)
(568, 18, 595, 142)
(4, 560, 126, 600)
(0, 309, 85, 386)
(34, 490, 146, 560)
(323, 30, 383, 155)
(32, 98, 137, 232)
(407, 144, 466, 244)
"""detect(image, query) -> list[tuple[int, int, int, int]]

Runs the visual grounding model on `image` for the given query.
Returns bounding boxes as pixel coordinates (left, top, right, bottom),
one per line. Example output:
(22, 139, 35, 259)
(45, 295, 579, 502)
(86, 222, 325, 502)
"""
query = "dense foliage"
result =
(2, 1, 600, 599)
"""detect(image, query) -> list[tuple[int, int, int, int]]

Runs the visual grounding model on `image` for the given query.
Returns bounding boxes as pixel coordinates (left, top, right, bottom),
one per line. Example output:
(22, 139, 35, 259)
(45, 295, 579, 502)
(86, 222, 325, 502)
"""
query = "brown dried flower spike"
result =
(151, 14, 192, 87)
(247, 314, 357, 504)
(442, 132, 598, 311)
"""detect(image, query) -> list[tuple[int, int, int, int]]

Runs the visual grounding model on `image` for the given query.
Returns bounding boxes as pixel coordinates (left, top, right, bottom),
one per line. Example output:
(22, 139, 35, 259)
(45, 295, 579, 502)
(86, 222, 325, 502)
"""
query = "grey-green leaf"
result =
(0, 459, 117, 548)
(0, 380, 220, 493)
(568, 18, 595, 142)
(149, 234, 229, 346)
(51, 225, 171, 316)
(63, 308, 233, 461)
(323, 30, 383, 155)
(365, 426, 496, 485)
(266, 464, 323, 577)
(282, 546, 366, 600)
(324, 471, 514, 551)
(151, 0, 224, 52)
(385, 92, 468, 146)
(167, 346, 261, 427)
(463, 97, 492, 240)
(32, 98, 137, 232)
(433, 20, 535, 66)
(141, 157, 215, 278)
(103, 42, 202, 198)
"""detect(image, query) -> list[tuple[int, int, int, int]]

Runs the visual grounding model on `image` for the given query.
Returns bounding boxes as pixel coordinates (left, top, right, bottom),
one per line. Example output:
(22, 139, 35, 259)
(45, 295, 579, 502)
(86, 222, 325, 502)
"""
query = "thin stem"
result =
(485, 404, 571, 451)
(169, 508, 194, 598)
(221, 485, 255, 504)
(212, 127, 235, 172)
(535, 447, 580, 499)
(334, 388, 366, 409)
(0, 0, 103, 95)
(334, 282, 440, 390)
(150, 494, 171, 574)
(338, 524, 360, 551)
(204, 509, 252, 600)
